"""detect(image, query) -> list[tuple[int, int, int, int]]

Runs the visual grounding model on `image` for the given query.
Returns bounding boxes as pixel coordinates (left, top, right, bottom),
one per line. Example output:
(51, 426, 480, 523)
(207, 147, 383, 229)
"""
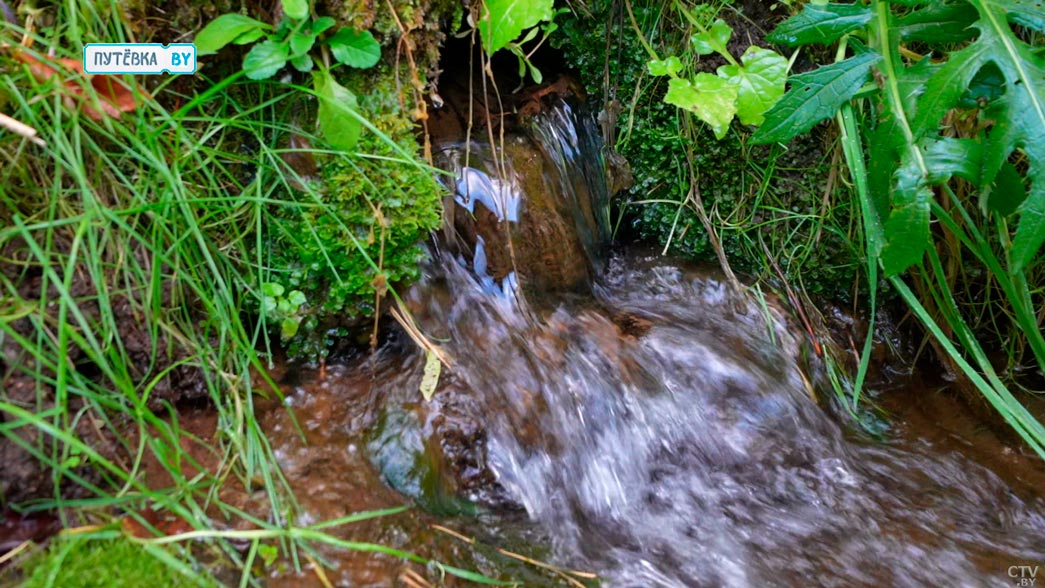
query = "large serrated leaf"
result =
(981, 0, 1045, 33)
(897, 3, 978, 43)
(922, 137, 984, 184)
(665, 75, 738, 140)
(881, 172, 933, 276)
(718, 46, 787, 126)
(478, 0, 554, 55)
(985, 162, 1027, 216)
(766, 3, 873, 47)
(880, 137, 985, 275)
(967, 0, 1045, 269)
(751, 51, 880, 144)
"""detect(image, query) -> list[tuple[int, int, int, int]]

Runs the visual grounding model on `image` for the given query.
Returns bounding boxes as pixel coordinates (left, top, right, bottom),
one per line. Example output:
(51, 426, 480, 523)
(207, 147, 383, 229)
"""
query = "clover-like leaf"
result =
(648, 56, 684, 77)
(690, 19, 731, 56)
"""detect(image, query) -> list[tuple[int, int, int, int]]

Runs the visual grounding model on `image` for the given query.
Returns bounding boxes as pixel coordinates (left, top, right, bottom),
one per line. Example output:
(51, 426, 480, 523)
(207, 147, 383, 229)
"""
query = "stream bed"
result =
(237, 98, 1045, 588)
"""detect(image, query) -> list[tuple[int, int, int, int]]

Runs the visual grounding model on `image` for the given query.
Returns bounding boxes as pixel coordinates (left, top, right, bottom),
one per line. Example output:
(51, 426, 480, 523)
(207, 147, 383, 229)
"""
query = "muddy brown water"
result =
(174, 98, 1045, 587)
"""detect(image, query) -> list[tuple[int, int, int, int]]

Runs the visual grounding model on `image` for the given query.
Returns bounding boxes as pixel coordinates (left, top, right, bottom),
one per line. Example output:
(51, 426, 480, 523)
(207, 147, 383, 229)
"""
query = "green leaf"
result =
(648, 56, 683, 77)
(282, 0, 308, 20)
(966, 0, 1045, 270)
(920, 137, 984, 185)
(981, 0, 1045, 33)
(262, 282, 285, 297)
(290, 53, 313, 72)
(690, 19, 732, 56)
(1011, 165, 1045, 271)
(717, 46, 788, 126)
(258, 544, 278, 567)
(897, 3, 978, 44)
(281, 317, 300, 340)
(751, 50, 880, 144)
(290, 31, 317, 57)
(478, 0, 554, 55)
(243, 40, 290, 79)
(880, 183, 933, 276)
(420, 349, 442, 401)
(312, 16, 336, 35)
(314, 69, 362, 151)
(665, 74, 738, 140)
(985, 162, 1026, 216)
(767, 3, 873, 47)
(232, 27, 267, 45)
(287, 290, 307, 306)
(878, 137, 986, 276)
(327, 29, 381, 69)
(195, 14, 271, 56)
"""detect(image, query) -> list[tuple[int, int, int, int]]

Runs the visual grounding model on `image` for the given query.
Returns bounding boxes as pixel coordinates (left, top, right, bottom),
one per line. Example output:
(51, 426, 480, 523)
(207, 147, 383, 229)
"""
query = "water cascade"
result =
(362, 97, 1045, 587)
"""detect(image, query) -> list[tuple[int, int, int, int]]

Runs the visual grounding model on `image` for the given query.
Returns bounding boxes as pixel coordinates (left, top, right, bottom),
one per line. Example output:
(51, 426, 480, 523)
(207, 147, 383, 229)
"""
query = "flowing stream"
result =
(267, 98, 1045, 587)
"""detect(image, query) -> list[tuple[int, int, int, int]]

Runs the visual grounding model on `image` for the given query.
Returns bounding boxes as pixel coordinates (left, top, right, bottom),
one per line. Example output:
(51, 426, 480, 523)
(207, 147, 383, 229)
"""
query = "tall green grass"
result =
(0, 4, 485, 585)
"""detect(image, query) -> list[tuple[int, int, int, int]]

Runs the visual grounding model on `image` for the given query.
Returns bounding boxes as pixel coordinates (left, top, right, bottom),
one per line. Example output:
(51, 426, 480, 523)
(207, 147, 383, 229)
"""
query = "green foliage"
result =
(478, 0, 554, 54)
(261, 283, 308, 340)
(751, 49, 879, 144)
(556, 0, 860, 301)
(756, 0, 1045, 277)
(645, 8, 787, 138)
(21, 534, 215, 588)
(196, 0, 379, 149)
(760, 0, 1045, 451)
(314, 68, 362, 151)
(268, 82, 443, 360)
(476, 0, 563, 84)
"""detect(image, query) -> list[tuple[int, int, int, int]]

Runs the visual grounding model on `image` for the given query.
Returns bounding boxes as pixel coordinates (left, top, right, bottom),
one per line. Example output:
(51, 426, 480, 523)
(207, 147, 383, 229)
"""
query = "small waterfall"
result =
(366, 98, 1045, 587)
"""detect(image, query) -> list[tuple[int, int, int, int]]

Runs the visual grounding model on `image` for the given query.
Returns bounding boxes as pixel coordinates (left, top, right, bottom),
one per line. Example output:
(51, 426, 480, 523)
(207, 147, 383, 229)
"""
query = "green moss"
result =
(269, 65, 444, 361)
(20, 534, 215, 588)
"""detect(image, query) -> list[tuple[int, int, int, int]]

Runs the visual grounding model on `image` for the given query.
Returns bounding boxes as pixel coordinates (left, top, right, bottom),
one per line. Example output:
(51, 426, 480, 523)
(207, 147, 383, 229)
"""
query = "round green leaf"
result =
(282, 0, 308, 21)
(327, 29, 381, 69)
(290, 31, 317, 57)
(243, 40, 290, 79)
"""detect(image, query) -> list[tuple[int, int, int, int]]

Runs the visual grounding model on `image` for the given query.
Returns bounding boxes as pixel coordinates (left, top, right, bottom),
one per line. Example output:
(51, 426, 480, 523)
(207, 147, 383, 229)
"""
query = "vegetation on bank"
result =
(0, 0, 457, 584)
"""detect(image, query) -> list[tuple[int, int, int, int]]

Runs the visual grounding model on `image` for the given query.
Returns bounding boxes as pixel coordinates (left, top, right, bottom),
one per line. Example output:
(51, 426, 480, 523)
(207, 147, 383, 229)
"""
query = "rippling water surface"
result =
(267, 99, 1045, 588)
